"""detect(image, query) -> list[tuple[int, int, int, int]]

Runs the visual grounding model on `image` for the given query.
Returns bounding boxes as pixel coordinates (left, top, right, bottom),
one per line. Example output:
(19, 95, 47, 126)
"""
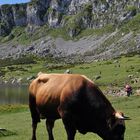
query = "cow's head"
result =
(107, 111, 130, 140)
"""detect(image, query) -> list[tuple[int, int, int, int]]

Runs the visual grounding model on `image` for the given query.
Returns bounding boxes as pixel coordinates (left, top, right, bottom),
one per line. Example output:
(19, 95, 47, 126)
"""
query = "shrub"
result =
(1, 4, 11, 14)
(0, 56, 36, 67)
(126, 5, 137, 13)
(121, 13, 140, 33)
(0, 70, 6, 76)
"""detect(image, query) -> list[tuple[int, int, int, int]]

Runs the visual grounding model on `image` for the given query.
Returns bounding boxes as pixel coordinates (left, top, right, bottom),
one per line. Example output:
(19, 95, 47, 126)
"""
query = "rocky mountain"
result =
(0, 0, 140, 61)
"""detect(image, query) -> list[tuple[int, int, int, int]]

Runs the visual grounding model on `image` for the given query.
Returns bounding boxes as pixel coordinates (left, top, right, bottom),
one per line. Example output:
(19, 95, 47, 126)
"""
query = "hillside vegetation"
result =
(0, 55, 140, 92)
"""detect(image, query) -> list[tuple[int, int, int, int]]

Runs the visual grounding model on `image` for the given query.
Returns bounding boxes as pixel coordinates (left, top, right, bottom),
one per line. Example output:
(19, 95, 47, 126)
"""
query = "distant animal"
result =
(29, 73, 129, 140)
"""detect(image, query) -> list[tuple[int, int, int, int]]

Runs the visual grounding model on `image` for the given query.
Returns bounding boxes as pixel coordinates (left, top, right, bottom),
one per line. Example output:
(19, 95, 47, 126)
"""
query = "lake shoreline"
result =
(0, 85, 28, 105)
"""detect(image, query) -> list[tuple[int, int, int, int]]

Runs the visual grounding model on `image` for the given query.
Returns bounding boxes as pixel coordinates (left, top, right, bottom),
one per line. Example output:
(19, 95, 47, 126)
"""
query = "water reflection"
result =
(0, 85, 28, 105)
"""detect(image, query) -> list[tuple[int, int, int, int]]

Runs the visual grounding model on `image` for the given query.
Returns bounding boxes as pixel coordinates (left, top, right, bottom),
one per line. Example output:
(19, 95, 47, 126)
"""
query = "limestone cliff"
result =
(0, 0, 139, 37)
(0, 0, 140, 61)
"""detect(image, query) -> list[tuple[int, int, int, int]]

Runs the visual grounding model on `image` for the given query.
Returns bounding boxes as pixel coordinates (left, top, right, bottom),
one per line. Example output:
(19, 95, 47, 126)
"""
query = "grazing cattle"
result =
(29, 73, 129, 140)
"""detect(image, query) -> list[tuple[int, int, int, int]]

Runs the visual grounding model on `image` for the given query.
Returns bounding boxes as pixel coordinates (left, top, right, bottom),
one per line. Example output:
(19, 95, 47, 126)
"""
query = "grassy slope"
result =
(0, 96, 140, 140)
(2, 55, 140, 89)
(0, 55, 140, 139)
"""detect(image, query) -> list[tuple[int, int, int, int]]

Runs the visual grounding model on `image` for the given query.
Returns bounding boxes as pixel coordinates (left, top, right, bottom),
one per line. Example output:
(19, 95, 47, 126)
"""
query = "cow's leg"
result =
(58, 106, 76, 140)
(46, 119, 55, 140)
(31, 113, 40, 140)
(61, 114, 76, 140)
(32, 121, 38, 140)
(62, 118, 76, 140)
(29, 94, 40, 140)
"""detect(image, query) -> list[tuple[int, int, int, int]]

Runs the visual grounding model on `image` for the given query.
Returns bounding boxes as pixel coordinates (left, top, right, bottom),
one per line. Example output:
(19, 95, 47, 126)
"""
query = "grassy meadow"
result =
(1, 54, 140, 90)
(0, 95, 140, 140)
(0, 54, 140, 139)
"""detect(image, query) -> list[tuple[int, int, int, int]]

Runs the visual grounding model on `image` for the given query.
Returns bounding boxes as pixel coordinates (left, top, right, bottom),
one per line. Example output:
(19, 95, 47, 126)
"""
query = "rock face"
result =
(0, 0, 139, 36)
(1, 0, 140, 62)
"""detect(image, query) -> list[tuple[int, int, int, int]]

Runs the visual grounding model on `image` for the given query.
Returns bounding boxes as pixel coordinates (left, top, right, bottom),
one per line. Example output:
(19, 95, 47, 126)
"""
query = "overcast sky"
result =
(0, 0, 30, 5)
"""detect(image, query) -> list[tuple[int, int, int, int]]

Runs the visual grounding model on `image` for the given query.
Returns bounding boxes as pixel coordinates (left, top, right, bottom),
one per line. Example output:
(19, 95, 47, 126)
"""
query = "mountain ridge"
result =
(0, 0, 140, 62)
(0, 0, 139, 37)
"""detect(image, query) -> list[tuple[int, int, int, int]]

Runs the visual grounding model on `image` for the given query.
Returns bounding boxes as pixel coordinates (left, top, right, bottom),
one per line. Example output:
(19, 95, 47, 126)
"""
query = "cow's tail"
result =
(29, 93, 40, 123)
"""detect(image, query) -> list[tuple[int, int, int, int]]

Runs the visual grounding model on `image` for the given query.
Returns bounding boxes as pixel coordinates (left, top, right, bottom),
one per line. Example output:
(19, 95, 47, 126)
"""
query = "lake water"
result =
(0, 85, 28, 105)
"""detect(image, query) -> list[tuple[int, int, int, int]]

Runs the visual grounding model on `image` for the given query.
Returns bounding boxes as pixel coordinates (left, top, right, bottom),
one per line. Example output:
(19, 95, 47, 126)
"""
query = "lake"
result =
(0, 85, 28, 105)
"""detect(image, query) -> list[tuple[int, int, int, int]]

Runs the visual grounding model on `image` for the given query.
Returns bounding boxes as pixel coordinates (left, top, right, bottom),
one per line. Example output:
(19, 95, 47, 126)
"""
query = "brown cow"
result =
(29, 73, 129, 140)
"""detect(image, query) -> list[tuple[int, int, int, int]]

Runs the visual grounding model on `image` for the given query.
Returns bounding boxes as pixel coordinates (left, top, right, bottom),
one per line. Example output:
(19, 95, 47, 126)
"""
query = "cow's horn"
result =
(115, 112, 124, 119)
(115, 112, 131, 120)
(123, 116, 131, 120)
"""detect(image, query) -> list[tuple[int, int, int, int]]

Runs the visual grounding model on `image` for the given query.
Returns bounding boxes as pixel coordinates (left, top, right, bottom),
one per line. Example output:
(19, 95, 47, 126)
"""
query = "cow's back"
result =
(29, 74, 87, 118)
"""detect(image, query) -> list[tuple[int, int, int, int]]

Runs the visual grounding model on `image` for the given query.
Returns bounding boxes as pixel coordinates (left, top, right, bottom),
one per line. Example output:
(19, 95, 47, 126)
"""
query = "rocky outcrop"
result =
(12, 4, 27, 26)
(0, 30, 140, 62)
(0, 4, 27, 36)
(0, 0, 139, 37)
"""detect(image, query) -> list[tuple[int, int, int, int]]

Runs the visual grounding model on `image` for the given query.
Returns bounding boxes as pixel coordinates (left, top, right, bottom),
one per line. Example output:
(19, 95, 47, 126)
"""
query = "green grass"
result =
(0, 105, 28, 115)
(108, 96, 140, 140)
(0, 55, 140, 139)
(120, 13, 140, 33)
(53, 55, 140, 89)
(76, 24, 115, 39)
(0, 95, 140, 140)
(0, 25, 71, 45)
(1, 55, 140, 89)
